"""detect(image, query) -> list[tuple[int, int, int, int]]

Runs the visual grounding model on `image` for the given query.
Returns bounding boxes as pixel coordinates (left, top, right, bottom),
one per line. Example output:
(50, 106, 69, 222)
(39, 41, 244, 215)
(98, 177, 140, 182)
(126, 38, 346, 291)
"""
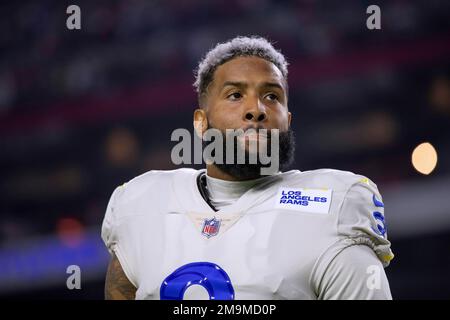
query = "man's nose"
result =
(243, 98, 267, 123)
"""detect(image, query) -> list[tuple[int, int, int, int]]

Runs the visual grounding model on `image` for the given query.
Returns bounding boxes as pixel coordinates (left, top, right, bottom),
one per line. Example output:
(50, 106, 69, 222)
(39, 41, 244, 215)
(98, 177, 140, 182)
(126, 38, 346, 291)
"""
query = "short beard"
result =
(202, 125, 296, 180)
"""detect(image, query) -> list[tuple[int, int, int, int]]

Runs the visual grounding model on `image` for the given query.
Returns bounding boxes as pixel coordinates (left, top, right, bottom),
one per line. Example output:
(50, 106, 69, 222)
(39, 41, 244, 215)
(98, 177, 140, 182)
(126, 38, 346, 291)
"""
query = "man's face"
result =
(194, 56, 295, 179)
(204, 56, 291, 135)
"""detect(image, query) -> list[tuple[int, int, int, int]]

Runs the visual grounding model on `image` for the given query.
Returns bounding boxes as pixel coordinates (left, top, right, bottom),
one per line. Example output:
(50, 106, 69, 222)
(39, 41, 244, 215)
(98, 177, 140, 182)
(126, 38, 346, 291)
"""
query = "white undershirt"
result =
(205, 174, 269, 211)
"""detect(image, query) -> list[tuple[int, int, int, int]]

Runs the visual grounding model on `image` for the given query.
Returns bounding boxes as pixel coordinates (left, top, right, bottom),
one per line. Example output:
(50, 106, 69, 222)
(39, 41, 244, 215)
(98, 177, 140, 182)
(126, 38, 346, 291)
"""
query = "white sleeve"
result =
(310, 177, 395, 299)
(101, 184, 139, 288)
(336, 178, 394, 266)
(101, 186, 121, 255)
(317, 245, 392, 300)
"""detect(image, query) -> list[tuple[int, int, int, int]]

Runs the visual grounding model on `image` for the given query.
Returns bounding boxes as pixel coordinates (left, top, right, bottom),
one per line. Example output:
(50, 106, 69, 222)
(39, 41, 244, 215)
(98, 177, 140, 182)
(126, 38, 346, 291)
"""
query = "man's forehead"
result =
(214, 56, 285, 88)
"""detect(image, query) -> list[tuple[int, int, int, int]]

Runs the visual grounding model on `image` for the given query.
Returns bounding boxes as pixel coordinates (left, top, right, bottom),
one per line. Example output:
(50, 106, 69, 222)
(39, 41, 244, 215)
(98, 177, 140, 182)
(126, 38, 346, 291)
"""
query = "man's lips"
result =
(244, 131, 267, 137)
(239, 131, 270, 143)
(222, 127, 273, 140)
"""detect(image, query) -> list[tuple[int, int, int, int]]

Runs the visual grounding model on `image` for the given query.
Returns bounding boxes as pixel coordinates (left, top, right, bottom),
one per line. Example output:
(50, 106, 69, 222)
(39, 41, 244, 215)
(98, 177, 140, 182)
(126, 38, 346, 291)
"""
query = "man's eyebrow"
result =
(221, 81, 248, 89)
(221, 81, 284, 91)
(261, 82, 284, 91)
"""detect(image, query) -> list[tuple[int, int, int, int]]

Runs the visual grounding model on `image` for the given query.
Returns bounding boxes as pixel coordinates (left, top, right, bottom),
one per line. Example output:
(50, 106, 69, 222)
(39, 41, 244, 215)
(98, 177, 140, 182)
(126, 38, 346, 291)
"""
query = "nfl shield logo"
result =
(201, 217, 221, 238)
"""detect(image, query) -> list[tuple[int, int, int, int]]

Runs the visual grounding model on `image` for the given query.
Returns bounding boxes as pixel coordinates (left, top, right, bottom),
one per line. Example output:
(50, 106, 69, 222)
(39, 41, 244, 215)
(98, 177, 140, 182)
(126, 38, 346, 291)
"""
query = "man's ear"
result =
(193, 108, 208, 138)
(288, 111, 292, 127)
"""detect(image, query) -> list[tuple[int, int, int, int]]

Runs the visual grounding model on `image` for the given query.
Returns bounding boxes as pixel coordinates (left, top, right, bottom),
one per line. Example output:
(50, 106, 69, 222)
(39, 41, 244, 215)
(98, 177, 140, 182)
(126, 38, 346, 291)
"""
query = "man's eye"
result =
(265, 93, 279, 101)
(227, 92, 242, 100)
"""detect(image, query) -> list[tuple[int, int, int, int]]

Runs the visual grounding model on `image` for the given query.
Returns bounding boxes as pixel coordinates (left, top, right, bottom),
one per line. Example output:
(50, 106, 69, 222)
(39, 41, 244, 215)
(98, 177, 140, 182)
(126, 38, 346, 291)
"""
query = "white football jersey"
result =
(101, 168, 394, 300)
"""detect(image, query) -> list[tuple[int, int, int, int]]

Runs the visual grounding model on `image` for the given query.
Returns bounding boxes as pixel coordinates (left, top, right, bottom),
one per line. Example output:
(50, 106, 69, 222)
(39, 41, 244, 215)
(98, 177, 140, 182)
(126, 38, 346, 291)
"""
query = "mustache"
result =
(241, 125, 269, 132)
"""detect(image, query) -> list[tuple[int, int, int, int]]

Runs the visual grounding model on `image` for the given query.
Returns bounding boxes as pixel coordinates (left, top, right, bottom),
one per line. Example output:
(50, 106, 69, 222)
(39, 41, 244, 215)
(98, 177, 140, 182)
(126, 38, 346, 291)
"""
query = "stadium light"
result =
(411, 142, 438, 175)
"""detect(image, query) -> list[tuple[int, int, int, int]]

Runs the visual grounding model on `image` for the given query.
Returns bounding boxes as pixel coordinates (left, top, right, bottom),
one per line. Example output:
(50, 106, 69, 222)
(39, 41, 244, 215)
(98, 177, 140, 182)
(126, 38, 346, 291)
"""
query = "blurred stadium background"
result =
(0, 0, 449, 299)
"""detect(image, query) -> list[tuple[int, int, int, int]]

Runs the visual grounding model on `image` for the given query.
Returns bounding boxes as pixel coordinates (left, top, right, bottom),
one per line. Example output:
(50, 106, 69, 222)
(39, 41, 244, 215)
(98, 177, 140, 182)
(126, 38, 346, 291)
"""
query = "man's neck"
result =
(206, 164, 262, 181)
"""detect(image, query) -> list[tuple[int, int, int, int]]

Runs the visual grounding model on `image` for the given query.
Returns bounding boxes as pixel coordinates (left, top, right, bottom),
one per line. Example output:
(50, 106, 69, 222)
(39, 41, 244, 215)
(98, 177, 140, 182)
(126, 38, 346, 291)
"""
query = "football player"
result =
(102, 36, 394, 300)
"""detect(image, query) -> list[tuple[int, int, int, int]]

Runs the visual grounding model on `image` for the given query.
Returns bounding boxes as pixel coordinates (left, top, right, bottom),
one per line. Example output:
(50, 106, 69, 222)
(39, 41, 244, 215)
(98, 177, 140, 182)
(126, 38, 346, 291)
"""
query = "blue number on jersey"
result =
(160, 262, 235, 300)
(372, 211, 387, 237)
(371, 194, 387, 237)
